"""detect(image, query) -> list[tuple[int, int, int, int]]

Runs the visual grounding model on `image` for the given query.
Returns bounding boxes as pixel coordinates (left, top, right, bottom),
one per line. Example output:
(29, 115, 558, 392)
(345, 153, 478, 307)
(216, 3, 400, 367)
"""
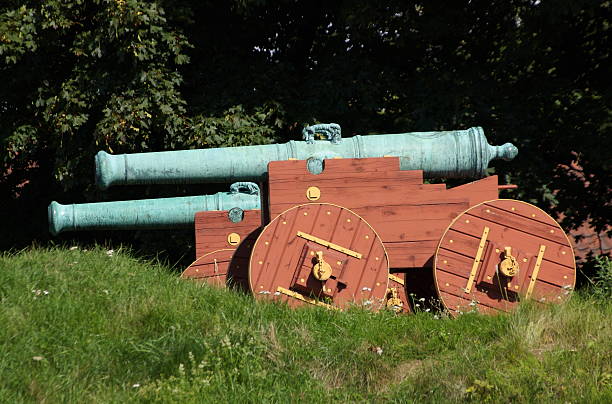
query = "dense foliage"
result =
(1, 1, 610, 252)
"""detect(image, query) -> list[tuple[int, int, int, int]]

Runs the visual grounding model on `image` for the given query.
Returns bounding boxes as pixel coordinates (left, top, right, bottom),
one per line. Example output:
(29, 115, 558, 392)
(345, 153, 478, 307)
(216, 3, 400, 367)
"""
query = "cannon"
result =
(95, 126, 518, 189)
(49, 124, 575, 315)
(48, 182, 261, 235)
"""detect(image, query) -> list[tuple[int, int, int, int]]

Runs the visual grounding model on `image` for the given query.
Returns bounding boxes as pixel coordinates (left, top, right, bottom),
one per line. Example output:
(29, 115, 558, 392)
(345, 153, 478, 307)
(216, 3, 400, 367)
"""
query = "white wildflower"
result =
(32, 289, 50, 298)
(132, 383, 140, 388)
(32, 356, 44, 361)
(375, 347, 383, 355)
(106, 249, 114, 257)
(419, 297, 425, 302)
(69, 246, 78, 251)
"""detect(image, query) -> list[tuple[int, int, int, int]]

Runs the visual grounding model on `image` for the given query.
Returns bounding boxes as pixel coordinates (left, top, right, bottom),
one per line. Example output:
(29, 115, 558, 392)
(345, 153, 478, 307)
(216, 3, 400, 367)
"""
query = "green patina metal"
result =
(48, 190, 261, 235)
(49, 125, 518, 235)
(95, 126, 518, 189)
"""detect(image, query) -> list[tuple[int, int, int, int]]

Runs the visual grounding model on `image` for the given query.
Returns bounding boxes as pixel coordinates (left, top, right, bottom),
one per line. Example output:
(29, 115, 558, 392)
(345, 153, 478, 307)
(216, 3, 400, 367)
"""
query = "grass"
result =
(0, 247, 610, 403)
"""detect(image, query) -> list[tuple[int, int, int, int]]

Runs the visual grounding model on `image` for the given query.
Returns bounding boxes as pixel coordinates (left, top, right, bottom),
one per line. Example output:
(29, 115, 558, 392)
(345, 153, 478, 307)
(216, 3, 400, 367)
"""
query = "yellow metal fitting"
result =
(312, 251, 333, 281)
(227, 232, 241, 246)
(306, 186, 321, 201)
(499, 246, 519, 277)
(297, 231, 362, 258)
(385, 288, 403, 313)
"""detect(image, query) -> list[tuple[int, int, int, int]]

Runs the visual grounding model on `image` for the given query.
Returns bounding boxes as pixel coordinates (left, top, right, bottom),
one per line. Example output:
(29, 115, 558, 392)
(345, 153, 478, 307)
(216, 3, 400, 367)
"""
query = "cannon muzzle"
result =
(48, 184, 261, 235)
(95, 126, 517, 189)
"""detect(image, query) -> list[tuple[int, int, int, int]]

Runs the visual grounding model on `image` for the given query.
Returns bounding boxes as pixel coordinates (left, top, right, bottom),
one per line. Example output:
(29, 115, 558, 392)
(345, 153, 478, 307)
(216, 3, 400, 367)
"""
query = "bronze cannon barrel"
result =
(95, 126, 518, 189)
(48, 183, 261, 235)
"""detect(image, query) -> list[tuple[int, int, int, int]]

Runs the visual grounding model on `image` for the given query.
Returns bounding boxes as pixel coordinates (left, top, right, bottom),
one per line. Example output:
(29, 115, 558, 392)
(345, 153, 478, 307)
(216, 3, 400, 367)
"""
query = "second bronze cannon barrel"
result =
(95, 125, 518, 189)
(48, 183, 261, 235)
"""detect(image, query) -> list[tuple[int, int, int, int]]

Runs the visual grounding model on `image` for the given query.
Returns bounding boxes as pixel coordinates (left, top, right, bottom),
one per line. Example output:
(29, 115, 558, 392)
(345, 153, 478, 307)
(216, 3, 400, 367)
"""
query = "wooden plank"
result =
(489, 199, 563, 227)
(270, 188, 455, 219)
(268, 157, 422, 182)
(445, 175, 499, 207)
(194, 209, 261, 258)
(443, 215, 575, 269)
(352, 202, 469, 223)
(437, 267, 568, 306)
(437, 290, 498, 316)
(371, 218, 459, 242)
(435, 270, 520, 312)
(384, 240, 437, 269)
(195, 209, 261, 230)
(469, 203, 570, 246)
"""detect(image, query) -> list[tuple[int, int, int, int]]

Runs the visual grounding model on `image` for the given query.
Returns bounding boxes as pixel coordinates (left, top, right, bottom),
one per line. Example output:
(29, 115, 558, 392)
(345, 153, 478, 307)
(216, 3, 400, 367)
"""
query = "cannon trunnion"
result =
(48, 124, 575, 315)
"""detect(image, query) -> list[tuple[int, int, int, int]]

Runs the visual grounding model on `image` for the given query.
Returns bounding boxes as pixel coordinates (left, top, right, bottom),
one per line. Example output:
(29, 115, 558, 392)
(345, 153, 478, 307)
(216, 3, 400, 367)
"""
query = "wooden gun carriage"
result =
(49, 125, 575, 315)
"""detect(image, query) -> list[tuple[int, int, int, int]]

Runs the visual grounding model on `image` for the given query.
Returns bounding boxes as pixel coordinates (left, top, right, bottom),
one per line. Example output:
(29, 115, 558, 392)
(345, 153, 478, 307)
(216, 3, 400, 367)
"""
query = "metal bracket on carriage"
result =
(385, 288, 404, 313)
(472, 238, 548, 300)
(291, 241, 352, 299)
(498, 247, 520, 277)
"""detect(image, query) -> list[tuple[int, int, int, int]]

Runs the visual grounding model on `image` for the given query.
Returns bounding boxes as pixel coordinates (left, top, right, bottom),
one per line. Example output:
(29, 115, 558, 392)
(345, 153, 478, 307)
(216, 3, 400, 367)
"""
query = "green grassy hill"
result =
(0, 247, 610, 403)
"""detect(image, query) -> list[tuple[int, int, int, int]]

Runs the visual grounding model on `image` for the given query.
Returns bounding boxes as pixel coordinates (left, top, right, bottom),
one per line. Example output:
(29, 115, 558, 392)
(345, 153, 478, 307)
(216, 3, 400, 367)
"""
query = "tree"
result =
(0, 0, 282, 249)
(1, 0, 609, 260)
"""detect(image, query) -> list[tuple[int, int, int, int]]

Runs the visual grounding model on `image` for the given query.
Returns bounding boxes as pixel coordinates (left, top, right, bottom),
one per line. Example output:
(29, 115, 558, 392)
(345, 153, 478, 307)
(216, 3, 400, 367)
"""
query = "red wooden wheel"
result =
(249, 203, 391, 310)
(434, 199, 576, 316)
(182, 249, 236, 286)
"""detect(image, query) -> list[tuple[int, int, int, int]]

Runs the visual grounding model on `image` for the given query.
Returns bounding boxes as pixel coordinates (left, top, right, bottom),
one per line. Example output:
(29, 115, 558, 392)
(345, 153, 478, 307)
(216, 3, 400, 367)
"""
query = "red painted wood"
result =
(388, 272, 411, 313)
(434, 199, 576, 316)
(266, 158, 500, 271)
(268, 157, 423, 185)
(188, 209, 262, 289)
(181, 249, 235, 286)
(445, 176, 500, 207)
(385, 240, 438, 268)
(194, 209, 261, 258)
(249, 203, 390, 310)
(183, 227, 262, 290)
(270, 184, 448, 217)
